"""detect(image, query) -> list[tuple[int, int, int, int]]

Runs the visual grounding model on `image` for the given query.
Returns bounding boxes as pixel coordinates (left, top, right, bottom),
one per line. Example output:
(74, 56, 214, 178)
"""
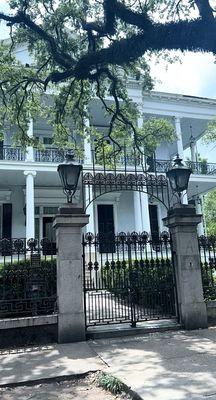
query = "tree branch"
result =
(0, 11, 74, 69)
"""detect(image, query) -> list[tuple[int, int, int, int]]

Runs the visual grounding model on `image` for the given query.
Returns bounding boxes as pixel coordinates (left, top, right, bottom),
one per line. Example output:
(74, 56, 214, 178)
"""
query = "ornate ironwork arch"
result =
(83, 171, 171, 210)
(82, 140, 172, 210)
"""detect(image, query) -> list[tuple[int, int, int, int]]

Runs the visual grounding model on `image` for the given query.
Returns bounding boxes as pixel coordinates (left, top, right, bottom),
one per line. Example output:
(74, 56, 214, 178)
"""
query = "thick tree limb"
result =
(1, 1, 216, 85)
(0, 11, 74, 69)
(194, 0, 214, 22)
(74, 18, 216, 79)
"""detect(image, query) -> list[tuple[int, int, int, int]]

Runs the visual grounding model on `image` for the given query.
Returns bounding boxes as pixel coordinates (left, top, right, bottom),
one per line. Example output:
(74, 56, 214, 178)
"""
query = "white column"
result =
(133, 192, 142, 233)
(174, 116, 188, 204)
(133, 192, 151, 233)
(83, 117, 95, 233)
(25, 118, 34, 162)
(84, 117, 92, 164)
(39, 206, 43, 241)
(133, 109, 151, 233)
(174, 116, 184, 159)
(190, 139, 196, 162)
(196, 196, 205, 236)
(24, 171, 36, 239)
(85, 187, 95, 233)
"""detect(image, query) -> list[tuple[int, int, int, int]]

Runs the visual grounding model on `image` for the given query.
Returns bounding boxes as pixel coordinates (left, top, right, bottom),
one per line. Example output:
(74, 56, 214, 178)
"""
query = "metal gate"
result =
(83, 231, 177, 328)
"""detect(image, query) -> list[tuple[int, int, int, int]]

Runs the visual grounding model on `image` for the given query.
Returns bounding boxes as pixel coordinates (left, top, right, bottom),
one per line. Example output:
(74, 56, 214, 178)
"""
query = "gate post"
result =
(53, 205, 89, 343)
(163, 204, 208, 330)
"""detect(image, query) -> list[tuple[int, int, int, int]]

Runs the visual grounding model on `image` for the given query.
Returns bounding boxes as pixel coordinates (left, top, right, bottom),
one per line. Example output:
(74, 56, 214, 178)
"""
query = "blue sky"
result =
(1, 0, 216, 160)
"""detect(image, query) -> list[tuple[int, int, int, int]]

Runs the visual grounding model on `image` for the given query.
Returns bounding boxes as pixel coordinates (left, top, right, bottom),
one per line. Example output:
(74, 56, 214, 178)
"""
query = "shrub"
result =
(97, 372, 124, 395)
(101, 258, 175, 313)
(0, 258, 57, 317)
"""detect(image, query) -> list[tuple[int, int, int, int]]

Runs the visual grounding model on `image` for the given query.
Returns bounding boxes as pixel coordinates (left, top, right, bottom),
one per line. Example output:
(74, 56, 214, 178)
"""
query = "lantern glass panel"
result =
(168, 171, 177, 191)
(66, 165, 81, 189)
(176, 169, 190, 192)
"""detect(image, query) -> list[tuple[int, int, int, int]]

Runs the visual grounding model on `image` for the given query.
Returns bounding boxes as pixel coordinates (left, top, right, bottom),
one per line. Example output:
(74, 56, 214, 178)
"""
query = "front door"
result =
(149, 204, 160, 247)
(97, 204, 115, 253)
(43, 217, 56, 255)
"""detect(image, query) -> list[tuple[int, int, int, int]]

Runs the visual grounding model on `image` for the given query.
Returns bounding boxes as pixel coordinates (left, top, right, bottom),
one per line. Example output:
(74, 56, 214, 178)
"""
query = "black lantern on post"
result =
(166, 155, 192, 203)
(58, 154, 82, 204)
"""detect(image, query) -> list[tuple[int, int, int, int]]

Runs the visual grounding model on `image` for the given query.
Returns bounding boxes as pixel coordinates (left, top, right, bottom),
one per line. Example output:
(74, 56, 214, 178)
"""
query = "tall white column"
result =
(190, 138, 196, 162)
(24, 170, 36, 239)
(174, 116, 184, 160)
(84, 117, 92, 164)
(133, 192, 142, 233)
(85, 187, 95, 234)
(196, 196, 205, 236)
(133, 109, 151, 233)
(26, 118, 34, 162)
(174, 116, 188, 204)
(83, 117, 95, 233)
(133, 192, 151, 233)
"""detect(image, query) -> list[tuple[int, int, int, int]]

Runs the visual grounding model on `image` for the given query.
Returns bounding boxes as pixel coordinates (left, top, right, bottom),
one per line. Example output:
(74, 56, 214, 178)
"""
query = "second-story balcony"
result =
(0, 145, 25, 161)
(35, 148, 69, 163)
(0, 145, 216, 177)
(152, 159, 216, 176)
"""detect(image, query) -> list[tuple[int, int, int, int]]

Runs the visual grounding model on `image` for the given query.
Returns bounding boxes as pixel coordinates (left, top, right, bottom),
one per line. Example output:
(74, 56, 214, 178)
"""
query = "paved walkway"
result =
(1, 327, 216, 400)
(0, 342, 106, 386)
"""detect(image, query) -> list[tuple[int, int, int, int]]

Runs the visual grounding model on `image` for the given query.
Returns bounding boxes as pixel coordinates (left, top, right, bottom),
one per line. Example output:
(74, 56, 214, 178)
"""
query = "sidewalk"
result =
(0, 342, 106, 386)
(1, 327, 216, 400)
(91, 326, 216, 400)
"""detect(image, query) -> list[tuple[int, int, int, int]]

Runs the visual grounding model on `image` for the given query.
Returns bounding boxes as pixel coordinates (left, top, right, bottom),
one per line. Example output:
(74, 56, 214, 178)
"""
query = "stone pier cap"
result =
(53, 204, 89, 229)
(163, 204, 202, 228)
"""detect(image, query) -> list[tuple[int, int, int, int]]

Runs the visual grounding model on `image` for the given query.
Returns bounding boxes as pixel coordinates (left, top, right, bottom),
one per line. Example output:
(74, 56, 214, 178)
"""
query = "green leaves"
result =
(97, 373, 124, 395)
(137, 118, 175, 155)
(203, 118, 216, 144)
(204, 189, 216, 235)
(0, 0, 198, 150)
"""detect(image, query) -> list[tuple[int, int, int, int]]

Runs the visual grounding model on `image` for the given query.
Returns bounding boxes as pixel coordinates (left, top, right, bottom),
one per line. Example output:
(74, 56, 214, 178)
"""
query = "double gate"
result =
(83, 231, 177, 328)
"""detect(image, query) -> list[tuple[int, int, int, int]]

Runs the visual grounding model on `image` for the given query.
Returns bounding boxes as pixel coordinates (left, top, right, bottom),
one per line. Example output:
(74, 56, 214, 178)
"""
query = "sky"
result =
(0, 0, 216, 160)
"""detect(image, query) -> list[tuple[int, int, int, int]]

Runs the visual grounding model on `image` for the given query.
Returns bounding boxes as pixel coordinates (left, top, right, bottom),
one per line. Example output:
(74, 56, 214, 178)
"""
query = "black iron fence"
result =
(83, 231, 177, 327)
(199, 236, 216, 301)
(0, 238, 57, 318)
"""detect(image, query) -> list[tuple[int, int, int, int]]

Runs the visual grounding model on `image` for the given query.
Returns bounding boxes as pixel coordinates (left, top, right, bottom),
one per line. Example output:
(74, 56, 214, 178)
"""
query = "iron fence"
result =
(83, 231, 177, 327)
(199, 236, 216, 300)
(0, 238, 57, 318)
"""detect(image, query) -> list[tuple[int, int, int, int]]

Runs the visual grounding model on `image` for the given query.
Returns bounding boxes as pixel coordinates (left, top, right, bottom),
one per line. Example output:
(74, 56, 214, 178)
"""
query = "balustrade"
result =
(0, 145, 216, 177)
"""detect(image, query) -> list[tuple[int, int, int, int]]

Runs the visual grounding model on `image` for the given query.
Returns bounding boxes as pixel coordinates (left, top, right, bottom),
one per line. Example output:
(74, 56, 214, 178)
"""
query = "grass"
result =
(97, 372, 124, 395)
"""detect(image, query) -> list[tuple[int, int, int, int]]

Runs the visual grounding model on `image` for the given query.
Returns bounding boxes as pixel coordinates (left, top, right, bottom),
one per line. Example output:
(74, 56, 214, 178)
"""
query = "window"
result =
(43, 207, 58, 215)
(43, 137, 53, 145)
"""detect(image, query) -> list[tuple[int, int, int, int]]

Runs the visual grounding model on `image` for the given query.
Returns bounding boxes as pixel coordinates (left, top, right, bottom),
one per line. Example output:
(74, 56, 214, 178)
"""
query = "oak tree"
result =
(0, 0, 215, 152)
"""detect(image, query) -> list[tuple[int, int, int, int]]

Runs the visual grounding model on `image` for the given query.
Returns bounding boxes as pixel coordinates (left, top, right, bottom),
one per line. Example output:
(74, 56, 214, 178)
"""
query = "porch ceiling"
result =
(0, 169, 61, 188)
(188, 175, 216, 198)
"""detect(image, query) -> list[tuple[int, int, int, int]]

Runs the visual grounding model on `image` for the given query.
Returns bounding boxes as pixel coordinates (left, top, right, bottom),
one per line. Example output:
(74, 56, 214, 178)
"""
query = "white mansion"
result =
(1, 84, 216, 244)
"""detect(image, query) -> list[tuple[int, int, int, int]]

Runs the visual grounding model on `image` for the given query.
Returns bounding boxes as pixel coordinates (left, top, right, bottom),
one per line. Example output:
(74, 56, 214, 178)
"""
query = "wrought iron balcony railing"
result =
(0, 145, 25, 161)
(35, 148, 68, 163)
(0, 144, 216, 177)
(151, 159, 216, 176)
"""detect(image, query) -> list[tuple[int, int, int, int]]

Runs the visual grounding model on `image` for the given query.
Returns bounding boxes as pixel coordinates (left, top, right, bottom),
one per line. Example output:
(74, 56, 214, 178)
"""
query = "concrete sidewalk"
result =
(0, 327, 216, 400)
(91, 327, 216, 400)
(0, 342, 106, 386)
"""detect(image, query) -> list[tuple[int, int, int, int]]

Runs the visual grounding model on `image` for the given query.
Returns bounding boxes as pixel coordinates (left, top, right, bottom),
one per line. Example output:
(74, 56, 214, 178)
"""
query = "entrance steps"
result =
(86, 319, 181, 340)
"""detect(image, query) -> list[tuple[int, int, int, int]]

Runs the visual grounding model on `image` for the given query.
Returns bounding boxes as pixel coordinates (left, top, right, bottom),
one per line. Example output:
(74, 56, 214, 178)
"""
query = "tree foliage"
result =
(204, 189, 216, 235)
(203, 118, 216, 145)
(0, 0, 215, 151)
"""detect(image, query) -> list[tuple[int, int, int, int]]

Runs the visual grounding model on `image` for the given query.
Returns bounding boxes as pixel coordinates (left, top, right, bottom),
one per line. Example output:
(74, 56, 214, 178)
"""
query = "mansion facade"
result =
(1, 87, 216, 245)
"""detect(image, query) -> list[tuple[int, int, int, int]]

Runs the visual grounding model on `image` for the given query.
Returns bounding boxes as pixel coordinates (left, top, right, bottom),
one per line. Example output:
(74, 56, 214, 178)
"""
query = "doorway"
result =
(43, 217, 56, 254)
(149, 204, 160, 246)
(97, 204, 115, 253)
